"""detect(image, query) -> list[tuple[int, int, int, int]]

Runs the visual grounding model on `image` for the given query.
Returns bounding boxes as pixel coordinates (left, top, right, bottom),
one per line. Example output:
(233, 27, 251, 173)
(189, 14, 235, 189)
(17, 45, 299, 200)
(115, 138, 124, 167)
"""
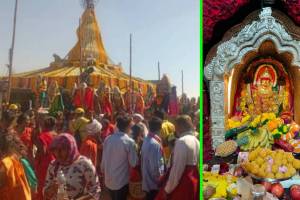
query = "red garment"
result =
(101, 124, 114, 141)
(101, 95, 112, 115)
(80, 135, 98, 167)
(168, 96, 179, 117)
(73, 89, 82, 108)
(20, 127, 33, 162)
(129, 165, 145, 200)
(84, 87, 94, 111)
(135, 95, 145, 115)
(34, 132, 55, 200)
(20, 127, 33, 147)
(155, 166, 199, 200)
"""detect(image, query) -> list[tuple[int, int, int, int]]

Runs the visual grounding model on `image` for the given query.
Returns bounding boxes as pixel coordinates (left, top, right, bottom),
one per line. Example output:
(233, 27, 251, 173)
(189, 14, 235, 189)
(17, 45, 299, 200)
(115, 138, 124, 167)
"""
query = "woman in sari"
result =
(80, 111, 102, 167)
(34, 116, 57, 200)
(44, 133, 101, 200)
(0, 132, 31, 200)
(15, 114, 34, 164)
(100, 118, 115, 141)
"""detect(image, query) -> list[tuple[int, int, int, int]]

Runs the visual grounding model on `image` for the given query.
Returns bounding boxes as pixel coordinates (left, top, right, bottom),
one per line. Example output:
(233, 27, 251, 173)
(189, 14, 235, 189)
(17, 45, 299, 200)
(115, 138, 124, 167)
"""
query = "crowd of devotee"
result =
(0, 90, 199, 200)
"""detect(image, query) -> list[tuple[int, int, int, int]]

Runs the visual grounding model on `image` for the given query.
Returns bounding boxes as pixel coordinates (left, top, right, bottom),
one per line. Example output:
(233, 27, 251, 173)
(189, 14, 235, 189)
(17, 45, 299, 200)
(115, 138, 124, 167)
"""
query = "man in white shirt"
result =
(133, 113, 149, 137)
(101, 115, 138, 200)
(158, 115, 199, 200)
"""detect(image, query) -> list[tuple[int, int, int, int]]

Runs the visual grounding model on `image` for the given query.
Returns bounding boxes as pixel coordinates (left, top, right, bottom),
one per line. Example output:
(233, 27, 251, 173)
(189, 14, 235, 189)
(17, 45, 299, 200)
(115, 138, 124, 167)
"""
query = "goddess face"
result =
(261, 79, 271, 88)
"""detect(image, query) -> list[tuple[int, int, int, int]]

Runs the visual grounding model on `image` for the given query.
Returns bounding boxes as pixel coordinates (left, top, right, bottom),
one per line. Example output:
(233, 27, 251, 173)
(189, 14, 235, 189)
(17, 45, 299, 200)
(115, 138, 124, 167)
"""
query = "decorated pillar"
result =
(210, 80, 225, 149)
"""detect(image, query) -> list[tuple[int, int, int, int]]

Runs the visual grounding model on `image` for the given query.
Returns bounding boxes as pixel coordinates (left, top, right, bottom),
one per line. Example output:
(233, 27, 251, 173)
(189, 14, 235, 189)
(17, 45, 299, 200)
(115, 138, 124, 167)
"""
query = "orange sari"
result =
(80, 135, 98, 167)
(0, 155, 31, 200)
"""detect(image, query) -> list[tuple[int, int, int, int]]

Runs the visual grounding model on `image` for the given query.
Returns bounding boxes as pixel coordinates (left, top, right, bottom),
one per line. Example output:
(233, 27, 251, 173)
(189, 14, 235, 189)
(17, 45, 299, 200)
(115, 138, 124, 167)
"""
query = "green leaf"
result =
(261, 119, 269, 126)
(277, 103, 283, 117)
(273, 133, 281, 139)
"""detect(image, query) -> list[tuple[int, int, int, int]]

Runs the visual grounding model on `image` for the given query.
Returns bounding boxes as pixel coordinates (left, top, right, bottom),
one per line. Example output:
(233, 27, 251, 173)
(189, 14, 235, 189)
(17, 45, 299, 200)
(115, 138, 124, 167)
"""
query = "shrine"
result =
(203, 2, 300, 198)
(205, 7, 300, 148)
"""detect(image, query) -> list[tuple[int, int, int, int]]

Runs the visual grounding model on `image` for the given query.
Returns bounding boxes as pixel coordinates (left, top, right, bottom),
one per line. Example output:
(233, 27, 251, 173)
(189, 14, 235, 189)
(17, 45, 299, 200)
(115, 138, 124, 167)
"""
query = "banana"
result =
(260, 135, 268, 147)
(242, 135, 252, 151)
(253, 137, 260, 148)
(262, 130, 269, 143)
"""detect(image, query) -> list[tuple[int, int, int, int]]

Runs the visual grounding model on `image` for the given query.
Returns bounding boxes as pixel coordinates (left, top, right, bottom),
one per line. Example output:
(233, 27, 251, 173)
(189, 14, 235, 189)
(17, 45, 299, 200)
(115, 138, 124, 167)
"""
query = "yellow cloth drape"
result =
(0, 155, 31, 200)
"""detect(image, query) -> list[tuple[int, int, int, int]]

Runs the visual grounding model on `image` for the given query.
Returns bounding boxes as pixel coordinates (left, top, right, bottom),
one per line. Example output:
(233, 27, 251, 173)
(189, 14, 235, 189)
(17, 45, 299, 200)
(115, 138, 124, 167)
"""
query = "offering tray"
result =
(247, 171, 295, 183)
(241, 164, 297, 183)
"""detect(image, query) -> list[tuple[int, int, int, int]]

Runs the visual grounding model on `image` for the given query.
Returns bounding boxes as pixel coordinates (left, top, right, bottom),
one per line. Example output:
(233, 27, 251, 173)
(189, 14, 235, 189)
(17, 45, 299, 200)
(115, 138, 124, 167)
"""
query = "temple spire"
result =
(67, 0, 108, 66)
(82, 0, 98, 9)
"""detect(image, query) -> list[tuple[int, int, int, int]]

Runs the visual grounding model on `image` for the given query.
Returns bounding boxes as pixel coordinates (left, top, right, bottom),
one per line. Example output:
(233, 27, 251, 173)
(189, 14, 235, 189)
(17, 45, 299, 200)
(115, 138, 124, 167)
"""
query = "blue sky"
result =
(0, 0, 199, 97)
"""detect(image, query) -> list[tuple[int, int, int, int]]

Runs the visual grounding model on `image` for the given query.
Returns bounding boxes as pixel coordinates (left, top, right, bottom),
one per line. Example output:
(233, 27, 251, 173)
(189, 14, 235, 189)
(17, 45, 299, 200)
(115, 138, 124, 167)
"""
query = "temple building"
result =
(8, 0, 153, 103)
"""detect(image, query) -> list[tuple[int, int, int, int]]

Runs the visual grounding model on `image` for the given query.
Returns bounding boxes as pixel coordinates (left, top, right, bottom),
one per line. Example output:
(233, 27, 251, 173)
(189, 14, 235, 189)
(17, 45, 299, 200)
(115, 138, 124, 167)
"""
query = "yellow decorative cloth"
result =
(0, 155, 31, 200)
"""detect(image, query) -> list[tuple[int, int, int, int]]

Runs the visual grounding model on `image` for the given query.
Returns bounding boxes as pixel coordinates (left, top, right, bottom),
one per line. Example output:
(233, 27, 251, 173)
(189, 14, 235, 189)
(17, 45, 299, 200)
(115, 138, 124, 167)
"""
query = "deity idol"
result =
(253, 68, 278, 114)
(180, 93, 190, 115)
(124, 85, 132, 113)
(48, 81, 64, 116)
(156, 74, 171, 112)
(145, 86, 155, 111)
(168, 86, 179, 117)
(238, 64, 290, 116)
(72, 82, 87, 108)
(97, 84, 112, 116)
(84, 83, 95, 112)
(37, 75, 47, 108)
(112, 86, 125, 114)
(47, 81, 60, 105)
(134, 89, 145, 115)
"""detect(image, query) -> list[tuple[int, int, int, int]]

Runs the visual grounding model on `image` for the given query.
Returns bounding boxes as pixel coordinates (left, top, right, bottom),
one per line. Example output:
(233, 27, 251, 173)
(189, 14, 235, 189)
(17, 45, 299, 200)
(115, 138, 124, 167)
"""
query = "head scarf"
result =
(85, 119, 102, 135)
(50, 133, 80, 165)
(133, 113, 144, 121)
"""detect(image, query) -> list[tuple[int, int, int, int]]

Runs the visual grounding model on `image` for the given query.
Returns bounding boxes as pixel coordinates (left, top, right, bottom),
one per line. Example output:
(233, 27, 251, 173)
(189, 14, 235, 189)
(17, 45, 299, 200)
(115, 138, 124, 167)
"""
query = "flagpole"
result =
(7, 0, 18, 104)
(129, 33, 133, 113)
(79, 18, 84, 107)
(158, 61, 160, 81)
(79, 18, 83, 76)
(181, 69, 184, 96)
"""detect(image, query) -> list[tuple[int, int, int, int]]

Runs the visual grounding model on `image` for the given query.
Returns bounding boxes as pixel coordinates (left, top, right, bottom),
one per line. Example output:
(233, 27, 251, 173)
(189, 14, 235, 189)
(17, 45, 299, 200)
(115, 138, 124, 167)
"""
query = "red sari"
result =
(19, 127, 34, 163)
(100, 124, 114, 141)
(84, 87, 94, 111)
(73, 87, 94, 111)
(100, 94, 112, 115)
(34, 132, 55, 200)
(73, 89, 82, 108)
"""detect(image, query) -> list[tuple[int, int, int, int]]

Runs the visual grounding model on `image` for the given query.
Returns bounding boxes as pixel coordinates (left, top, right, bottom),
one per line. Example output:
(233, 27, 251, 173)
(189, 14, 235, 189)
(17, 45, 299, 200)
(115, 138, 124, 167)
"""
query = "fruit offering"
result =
(271, 183, 284, 198)
(290, 185, 300, 200)
(290, 139, 300, 154)
(215, 140, 237, 157)
(242, 148, 300, 179)
(203, 172, 237, 199)
(237, 127, 274, 151)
